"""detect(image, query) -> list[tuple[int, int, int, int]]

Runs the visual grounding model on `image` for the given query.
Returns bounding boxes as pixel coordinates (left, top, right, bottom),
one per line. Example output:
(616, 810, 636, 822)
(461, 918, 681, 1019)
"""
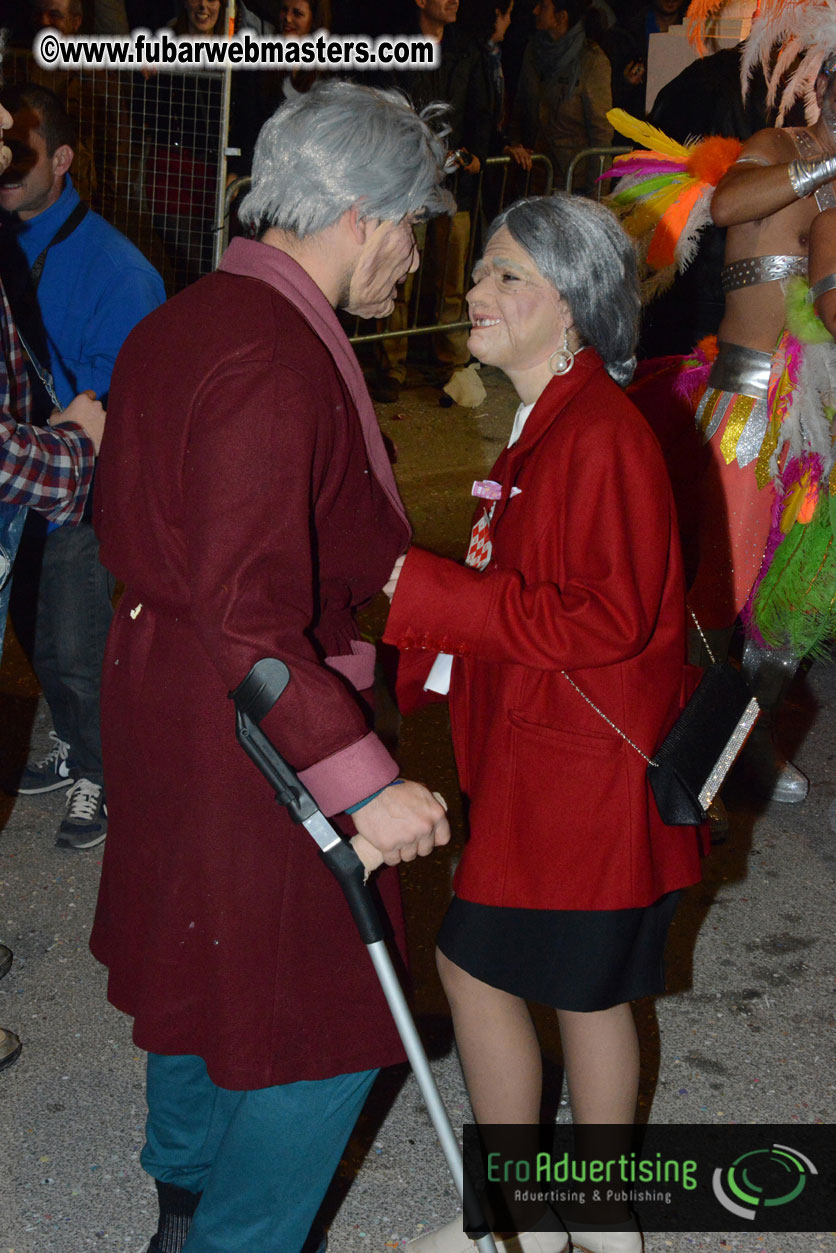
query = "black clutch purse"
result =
(561, 615, 760, 828)
(647, 660, 759, 825)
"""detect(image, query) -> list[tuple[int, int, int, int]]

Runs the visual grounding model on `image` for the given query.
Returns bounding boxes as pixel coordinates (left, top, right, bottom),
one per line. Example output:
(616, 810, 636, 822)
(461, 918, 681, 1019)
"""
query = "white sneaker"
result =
(406, 1216, 568, 1252)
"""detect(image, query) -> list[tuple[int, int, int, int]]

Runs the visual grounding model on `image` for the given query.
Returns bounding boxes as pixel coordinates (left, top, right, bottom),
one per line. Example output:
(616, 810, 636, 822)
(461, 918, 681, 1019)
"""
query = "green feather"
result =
(784, 277, 833, 344)
(752, 499, 836, 659)
(611, 174, 680, 204)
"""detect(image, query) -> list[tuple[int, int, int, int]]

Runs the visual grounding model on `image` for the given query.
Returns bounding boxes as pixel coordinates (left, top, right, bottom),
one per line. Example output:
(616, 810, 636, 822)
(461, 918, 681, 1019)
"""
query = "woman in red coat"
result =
(383, 195, 703, 1253)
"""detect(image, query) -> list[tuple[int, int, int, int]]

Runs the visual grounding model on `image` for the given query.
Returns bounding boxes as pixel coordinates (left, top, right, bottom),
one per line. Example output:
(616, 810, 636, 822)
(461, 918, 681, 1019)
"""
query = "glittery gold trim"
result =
(719, 395, 755, 465)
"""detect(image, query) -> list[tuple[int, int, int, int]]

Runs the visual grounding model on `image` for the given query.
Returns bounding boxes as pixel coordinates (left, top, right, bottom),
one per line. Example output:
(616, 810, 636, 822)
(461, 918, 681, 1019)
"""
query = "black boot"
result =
(147, 1180, 203, 1253)
(740, 640, 809, 803)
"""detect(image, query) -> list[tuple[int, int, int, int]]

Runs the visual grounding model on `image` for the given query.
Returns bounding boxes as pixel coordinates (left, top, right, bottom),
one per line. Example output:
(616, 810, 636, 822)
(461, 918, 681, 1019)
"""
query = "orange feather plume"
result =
(686, 136, 743, 185)
(685, 0, 727, 54)
(647, 184, 704, 269)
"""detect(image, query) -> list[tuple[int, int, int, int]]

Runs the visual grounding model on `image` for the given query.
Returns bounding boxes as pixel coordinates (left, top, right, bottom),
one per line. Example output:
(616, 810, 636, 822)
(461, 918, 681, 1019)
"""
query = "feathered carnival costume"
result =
(602, 1, 836, 658)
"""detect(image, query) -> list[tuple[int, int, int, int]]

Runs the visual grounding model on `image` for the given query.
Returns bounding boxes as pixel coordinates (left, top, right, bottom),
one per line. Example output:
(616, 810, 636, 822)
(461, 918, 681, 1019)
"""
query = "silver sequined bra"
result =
(721, 254, 808, 294)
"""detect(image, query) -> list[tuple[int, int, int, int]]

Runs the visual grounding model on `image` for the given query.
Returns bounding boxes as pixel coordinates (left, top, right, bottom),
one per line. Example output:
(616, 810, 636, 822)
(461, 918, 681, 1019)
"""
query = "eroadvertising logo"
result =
(462, 1124, 835, 1234)
(711, 1143, 817, 1220)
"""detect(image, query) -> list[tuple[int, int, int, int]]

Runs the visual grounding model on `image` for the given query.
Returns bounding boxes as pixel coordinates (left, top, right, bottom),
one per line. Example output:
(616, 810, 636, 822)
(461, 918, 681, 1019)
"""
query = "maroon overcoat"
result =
(385, 352, 704, 912)
(91, 240, 411, 1090)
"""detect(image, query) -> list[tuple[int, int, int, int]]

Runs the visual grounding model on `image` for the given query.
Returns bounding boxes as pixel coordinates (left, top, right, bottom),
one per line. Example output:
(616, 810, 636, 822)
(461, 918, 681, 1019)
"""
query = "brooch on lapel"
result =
(472, 480, 521, 500)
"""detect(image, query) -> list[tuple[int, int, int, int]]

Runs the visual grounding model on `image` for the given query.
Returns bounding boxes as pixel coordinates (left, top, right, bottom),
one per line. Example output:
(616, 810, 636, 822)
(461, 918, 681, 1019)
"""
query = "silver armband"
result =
(808, 271, 836, 303)
(788, 153, 836, 198)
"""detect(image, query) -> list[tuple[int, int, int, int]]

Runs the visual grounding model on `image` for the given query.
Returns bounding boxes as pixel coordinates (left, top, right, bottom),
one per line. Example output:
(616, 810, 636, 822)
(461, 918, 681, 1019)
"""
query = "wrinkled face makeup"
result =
(345, 213, 422, 318)
(466, 226, 568, 375)
(279, 0, 315, 36)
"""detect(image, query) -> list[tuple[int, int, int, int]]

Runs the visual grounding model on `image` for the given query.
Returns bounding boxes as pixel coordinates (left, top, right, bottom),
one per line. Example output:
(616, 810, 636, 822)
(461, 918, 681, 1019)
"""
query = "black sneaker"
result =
(15, 732, 75, 794)
(55, 778, 107, 850)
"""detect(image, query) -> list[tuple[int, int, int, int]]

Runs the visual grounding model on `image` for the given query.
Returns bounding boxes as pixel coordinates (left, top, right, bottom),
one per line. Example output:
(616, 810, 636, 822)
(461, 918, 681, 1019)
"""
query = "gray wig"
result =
(485, 194, 640, 387)
(238, 80, 455, 238)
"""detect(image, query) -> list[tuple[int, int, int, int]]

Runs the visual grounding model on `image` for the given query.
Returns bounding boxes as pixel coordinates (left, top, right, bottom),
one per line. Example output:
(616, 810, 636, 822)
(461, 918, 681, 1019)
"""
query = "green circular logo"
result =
(712, 1144, 816, 1220)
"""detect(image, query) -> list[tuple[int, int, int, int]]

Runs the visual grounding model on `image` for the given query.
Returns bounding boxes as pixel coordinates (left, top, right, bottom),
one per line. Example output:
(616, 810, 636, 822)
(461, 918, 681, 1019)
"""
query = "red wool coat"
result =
(384, 352, 704, 912)
(91, 241, 411, 1090)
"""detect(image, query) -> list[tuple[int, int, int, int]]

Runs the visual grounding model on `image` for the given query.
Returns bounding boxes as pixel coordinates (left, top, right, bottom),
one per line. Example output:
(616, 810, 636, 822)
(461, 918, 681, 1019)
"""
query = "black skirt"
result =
(436, 891, 681, 1012)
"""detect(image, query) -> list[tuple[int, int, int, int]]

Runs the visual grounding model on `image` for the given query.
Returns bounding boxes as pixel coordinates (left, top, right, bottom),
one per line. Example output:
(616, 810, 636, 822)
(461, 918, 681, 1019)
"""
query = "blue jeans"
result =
(142, 1053, 377, 1253)
(11, 519, 114, 783)
(0, 503, 28, 658)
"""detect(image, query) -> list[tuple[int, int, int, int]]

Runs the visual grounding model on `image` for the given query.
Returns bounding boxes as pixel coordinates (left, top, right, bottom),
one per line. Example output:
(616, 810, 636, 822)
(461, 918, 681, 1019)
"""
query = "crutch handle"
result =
(230, 659, 385, 943)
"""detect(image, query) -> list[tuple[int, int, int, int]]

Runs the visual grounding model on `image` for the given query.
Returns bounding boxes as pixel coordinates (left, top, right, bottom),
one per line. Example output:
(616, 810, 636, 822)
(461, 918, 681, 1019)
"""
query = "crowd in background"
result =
(0, 0, 688, 209)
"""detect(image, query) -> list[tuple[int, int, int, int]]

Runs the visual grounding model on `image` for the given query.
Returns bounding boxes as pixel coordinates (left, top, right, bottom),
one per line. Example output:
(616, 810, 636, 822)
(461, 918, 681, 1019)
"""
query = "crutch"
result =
(231, 658, 498, 1253)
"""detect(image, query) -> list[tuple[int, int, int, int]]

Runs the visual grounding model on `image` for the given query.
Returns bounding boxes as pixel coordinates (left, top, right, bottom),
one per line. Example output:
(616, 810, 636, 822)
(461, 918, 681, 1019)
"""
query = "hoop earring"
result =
(549, 328, 575, 376)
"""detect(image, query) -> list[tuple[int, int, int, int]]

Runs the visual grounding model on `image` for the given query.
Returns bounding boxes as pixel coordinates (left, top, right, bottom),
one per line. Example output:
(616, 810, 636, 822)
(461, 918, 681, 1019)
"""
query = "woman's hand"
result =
(383, 554, 406, 601)
(50, 389, 106, 453)
(504, 143, 533, 171)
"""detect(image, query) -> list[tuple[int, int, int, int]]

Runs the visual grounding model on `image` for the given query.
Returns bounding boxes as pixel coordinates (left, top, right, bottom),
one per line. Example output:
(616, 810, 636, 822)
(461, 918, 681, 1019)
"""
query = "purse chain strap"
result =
(559, 606, 710, 770)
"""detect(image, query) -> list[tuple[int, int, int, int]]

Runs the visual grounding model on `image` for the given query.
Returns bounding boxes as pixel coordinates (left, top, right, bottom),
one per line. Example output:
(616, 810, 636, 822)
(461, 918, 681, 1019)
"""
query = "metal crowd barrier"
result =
(564, 146, 631, 198)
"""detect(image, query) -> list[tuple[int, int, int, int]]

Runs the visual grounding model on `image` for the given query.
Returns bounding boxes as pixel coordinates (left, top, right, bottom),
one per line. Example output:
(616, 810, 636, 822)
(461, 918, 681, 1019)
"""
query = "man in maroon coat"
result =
(91, 81, 454, 1253)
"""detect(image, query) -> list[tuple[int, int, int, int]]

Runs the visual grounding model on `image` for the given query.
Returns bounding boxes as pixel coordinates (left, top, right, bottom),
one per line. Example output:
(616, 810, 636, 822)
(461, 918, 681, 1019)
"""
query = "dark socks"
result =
(148, 1180, 203, 1253)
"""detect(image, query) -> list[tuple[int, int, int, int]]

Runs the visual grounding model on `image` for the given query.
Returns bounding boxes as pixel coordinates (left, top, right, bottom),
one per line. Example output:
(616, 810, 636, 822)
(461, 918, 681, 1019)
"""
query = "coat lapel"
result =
(491, 350, 604, 531)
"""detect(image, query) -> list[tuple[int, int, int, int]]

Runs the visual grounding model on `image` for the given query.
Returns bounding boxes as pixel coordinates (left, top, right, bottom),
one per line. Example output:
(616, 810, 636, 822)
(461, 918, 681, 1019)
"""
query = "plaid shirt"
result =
(0, 278, 95, 527)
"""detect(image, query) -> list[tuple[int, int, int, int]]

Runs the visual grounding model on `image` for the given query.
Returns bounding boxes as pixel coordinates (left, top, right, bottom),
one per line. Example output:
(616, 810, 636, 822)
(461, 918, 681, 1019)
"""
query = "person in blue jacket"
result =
(0, 81, 165, 850)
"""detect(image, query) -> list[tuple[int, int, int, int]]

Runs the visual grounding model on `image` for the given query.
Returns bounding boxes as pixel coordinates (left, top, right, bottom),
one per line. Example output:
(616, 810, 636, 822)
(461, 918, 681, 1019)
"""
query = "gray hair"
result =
(485, 193, 640, 387)
(238, 79, 455, 238)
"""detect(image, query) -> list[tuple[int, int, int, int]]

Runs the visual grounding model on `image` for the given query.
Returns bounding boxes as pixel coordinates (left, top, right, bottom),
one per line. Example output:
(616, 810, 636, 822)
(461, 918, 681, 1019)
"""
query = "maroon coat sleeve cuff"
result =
(298, 731, 399, 817)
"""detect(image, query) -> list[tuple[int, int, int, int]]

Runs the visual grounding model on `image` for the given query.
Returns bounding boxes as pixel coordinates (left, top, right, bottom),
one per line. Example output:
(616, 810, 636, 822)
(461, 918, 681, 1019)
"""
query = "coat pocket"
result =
(508, 708, 624, 757)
